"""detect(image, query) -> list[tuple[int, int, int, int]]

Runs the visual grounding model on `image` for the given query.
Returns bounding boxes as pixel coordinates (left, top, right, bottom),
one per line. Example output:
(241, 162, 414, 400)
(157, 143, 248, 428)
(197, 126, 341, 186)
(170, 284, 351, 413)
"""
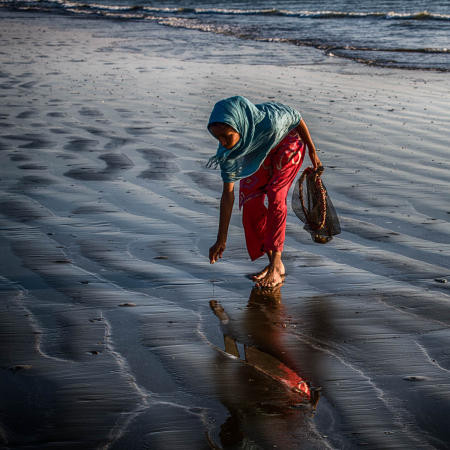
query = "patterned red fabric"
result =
(239, 129, 305, 260)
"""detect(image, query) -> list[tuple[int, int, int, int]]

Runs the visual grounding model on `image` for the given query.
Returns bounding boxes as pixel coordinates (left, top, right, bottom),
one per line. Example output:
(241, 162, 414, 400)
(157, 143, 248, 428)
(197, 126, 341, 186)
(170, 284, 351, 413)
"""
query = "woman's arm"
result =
(209, 182, 234, 263)
(296, 119, 322, 169)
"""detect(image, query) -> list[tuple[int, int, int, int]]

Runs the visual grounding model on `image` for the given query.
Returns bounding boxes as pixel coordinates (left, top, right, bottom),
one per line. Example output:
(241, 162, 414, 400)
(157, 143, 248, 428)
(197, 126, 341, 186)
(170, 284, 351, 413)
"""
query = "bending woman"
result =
(207, 96, 321, 288)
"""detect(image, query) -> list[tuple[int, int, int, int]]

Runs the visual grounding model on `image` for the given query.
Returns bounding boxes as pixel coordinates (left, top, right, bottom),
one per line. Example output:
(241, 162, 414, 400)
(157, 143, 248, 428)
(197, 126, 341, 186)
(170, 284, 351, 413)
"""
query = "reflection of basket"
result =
(292, 166, 341, 243)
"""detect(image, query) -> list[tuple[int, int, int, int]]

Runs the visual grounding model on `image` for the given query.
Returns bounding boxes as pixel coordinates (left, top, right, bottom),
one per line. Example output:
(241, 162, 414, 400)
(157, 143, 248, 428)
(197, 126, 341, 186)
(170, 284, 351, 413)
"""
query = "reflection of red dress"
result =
(239, 129, 305, 260)
(245, 346, 311, 398)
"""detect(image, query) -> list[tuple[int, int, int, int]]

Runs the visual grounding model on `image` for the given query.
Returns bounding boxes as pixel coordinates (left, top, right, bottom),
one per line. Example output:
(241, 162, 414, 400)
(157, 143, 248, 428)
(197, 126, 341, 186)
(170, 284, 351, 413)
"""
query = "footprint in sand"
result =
(55, 153, 75, 160)
(17, 72, 34, 79)
(138, 148, 179, 181)
(47, 112, 67, 118)
(9, 153, 31, 162)
(64, 153, 134, 181)
(115, 108, 134, 118)
(49, 128, 70, 135)
(0, 80, 17, 90)
(72, 203, 119, 215)
(17, 175, 57, 191)
(79, 107, 103, 118)
(82, 126, 107, 137)
(2, 133, 55, 150)
(64, 137, 99, 152)
(79, 125, 134, 150)
(0, 195, 50, 221)
(18, 163, 47, 170)
(104, 137, 133, 150)
(187, 171, 222, 193)
(16, 110, 38, 119)
(19, 81, 37, 89)
(124, 122, 154, 136)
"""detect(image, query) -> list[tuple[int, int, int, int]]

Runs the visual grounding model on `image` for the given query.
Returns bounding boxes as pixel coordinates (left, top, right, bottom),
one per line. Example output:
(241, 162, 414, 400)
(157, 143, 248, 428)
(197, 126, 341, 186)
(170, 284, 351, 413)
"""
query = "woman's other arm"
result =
(296, 119, 322, 169)
(209, 182, 234, 263)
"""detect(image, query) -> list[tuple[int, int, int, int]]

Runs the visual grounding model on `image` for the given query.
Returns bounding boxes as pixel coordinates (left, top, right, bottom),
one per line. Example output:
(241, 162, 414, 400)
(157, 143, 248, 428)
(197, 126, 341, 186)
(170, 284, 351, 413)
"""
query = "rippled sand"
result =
(1, 11, 449, 450)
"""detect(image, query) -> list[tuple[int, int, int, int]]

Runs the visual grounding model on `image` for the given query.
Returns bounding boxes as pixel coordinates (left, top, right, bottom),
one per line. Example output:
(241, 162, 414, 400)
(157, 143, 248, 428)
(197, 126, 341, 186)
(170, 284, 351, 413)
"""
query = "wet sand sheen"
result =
(1, 10, 450, 450)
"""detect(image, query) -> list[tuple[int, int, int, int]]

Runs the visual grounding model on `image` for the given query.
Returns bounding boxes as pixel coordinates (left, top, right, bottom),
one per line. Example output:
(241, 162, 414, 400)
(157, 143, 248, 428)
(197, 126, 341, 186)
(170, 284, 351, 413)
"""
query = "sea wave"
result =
(1, 1, 450, 21)
(154, 17, 450, 71)
(115, 6, 450, 21)
(155, 17, 450, 55)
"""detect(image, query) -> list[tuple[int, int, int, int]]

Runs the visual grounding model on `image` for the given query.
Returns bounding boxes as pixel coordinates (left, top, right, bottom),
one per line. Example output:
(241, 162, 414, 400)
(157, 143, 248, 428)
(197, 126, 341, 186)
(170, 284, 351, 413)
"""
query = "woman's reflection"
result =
(208, 286, 320, 449)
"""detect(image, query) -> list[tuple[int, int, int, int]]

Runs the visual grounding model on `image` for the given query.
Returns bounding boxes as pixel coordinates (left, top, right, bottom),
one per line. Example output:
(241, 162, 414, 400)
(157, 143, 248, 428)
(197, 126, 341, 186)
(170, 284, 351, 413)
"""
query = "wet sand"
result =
(1, 11, 450, 450)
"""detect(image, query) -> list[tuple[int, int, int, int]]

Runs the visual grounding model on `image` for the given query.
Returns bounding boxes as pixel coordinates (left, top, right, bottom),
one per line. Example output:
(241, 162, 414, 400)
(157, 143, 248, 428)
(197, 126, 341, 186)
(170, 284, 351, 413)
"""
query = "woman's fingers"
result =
(209, 246, 216, 263)
(313, 155, 322, 169)
(209, 242, 225, 264)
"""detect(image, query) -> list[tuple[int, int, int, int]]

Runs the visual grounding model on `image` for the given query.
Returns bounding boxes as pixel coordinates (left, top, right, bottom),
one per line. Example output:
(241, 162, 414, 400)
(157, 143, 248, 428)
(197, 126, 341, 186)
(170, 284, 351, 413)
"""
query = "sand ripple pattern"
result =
(0, 15, 450, 450)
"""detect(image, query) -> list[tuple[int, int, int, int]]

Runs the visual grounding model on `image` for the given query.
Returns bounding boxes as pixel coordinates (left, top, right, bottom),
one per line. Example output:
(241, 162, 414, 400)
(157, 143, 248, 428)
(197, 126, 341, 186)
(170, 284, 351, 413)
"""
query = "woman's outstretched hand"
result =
(209, 241, 226, 264)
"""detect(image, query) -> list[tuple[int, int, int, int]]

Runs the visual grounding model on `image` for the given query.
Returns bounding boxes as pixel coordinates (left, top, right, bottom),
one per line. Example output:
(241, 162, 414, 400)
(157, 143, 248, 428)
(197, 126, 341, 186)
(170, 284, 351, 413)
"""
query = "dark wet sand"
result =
(1, 10, 450, 450)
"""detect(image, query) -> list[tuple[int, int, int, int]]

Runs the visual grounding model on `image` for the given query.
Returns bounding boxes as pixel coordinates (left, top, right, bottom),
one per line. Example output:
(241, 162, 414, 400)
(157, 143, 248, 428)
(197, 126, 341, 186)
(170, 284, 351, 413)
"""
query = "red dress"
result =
(239, 129, 305, 260)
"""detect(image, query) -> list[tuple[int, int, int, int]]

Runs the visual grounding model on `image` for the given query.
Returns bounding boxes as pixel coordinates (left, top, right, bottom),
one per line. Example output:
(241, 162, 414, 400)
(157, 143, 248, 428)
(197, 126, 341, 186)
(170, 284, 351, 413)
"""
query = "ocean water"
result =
(1, 0, 449, 70)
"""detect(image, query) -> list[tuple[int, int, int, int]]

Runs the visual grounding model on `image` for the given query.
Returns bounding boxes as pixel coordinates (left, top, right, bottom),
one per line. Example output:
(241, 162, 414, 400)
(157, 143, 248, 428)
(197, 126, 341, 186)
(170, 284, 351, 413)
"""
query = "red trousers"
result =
(239, 129, 305, 261)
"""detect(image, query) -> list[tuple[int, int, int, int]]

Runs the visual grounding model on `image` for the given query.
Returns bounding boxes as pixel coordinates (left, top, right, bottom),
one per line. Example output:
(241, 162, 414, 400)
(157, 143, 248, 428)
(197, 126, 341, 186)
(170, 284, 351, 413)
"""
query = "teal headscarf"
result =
(206, 96, 302, 183)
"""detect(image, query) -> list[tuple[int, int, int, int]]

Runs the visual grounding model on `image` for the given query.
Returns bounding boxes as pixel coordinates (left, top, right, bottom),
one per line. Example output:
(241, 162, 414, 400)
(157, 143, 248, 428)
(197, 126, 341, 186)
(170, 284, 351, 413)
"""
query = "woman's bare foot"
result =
(252, 265, 286, 282)
(256, 267, 285, 288)
(251, 250, 286, 281)
(256, 252, 285, 289)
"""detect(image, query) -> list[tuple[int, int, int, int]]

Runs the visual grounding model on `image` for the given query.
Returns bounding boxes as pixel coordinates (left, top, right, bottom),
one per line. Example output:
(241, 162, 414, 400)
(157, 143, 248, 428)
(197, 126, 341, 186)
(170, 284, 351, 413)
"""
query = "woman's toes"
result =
(252, 266, 269, 280)
(256, 271, 284, 289)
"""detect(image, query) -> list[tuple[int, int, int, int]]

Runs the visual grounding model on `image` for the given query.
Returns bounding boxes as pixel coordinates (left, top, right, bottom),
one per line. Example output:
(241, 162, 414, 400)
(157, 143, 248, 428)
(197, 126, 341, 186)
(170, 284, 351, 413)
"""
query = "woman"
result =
(207, 96, 321, 288)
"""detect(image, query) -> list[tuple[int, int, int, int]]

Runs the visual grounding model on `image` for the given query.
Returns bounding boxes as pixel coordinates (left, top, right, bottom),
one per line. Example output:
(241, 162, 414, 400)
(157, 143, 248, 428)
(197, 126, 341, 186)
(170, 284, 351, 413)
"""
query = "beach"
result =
(1, 9, 450, 449)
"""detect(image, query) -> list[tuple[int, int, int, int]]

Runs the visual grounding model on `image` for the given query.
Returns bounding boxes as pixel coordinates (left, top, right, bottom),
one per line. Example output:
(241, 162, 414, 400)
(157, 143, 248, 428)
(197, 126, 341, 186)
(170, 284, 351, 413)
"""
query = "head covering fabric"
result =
(207, 96, 302, 183)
